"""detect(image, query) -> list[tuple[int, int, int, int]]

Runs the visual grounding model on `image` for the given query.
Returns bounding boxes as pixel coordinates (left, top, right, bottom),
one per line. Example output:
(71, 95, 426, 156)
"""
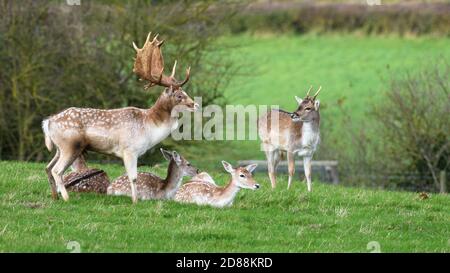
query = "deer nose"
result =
(255, 184, 260, 189)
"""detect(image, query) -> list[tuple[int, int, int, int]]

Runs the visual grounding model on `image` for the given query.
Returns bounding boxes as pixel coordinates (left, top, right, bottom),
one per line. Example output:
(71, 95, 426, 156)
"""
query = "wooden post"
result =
(440, 171, 447, 194)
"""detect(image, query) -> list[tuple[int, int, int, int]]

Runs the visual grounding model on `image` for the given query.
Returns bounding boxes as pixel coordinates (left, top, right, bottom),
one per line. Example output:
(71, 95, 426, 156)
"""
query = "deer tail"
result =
(42, 119, 54, 152)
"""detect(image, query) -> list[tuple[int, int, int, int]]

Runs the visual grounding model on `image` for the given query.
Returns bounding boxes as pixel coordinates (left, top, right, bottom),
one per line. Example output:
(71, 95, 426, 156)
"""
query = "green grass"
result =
(0, 160, 449, 252)
(189, 34, 450, 166)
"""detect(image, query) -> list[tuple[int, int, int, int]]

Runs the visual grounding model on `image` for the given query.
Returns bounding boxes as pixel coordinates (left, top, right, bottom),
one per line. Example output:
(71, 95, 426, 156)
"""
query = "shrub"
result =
(320, 62, 449, 192)
(229, 2, 450, 36)
(371, 63, 449, 191)
(0, 0, 238, 162)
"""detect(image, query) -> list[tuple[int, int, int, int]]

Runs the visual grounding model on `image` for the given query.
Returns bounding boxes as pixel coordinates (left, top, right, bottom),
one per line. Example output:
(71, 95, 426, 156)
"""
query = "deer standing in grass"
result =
(174, 161, 259, 208)
(107, 149, 199, 200)
(258, 86, 322, 192)
(42, 32, 198, 203)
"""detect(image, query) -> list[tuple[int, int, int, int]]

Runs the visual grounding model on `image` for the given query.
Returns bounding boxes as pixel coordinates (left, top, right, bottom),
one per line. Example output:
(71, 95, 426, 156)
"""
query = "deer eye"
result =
(187, 163, 191, 166)
(239, 174, 245, 178)
(305, 107, 312, 111)
(177, 95, 183, 100)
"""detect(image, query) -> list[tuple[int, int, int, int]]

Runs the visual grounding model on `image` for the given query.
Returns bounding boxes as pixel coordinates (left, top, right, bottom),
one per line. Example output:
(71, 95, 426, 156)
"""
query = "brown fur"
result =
(63, 169, 110, 194)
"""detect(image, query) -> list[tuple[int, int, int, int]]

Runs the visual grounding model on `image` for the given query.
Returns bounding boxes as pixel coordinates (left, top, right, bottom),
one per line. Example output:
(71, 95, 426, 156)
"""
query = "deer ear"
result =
(295, 96, 303, 105)
(245, 164, 258, 173)
(314, 100, 320, 110)
(164, 86, 174, 95)
(221, 161, 234, 173)
(172, 151, 182, 165)
(160, 148, 172, 161)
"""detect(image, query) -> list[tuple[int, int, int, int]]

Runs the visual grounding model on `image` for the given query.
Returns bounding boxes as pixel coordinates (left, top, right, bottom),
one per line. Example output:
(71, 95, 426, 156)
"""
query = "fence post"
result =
(440, 171, 447, 194)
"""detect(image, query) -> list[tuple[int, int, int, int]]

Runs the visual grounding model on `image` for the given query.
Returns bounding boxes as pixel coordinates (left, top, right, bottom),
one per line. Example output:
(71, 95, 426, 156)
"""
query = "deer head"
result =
(221, 161, 260, 190)
(292, 86, 322, 122)
(132, 32, 198, 112)
(160, 148, 199, 177)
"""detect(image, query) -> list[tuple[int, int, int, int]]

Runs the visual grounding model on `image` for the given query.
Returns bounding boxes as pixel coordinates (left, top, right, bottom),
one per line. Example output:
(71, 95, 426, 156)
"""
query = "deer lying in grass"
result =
(42, 32, 197, 203)
(174, 161, 259, 208)
(59, 154, 110, 194)
(107, 149, 198, 200)
(258, 86, 322, 191)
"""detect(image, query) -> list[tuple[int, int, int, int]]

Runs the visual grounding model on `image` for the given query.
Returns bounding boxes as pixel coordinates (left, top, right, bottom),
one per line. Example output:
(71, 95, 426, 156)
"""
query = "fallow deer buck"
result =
(258, 86, 322, 192)
(174, 161, 259, 208)
(107, 149, 199, 200)
(42, 32, 198, 203)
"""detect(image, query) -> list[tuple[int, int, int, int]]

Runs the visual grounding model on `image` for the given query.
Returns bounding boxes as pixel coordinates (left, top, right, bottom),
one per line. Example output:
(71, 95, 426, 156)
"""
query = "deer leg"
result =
(123, 152, 138, 204)
(51, 148, 80, 201)
(266, 149, 280, 189)
(287, 151, 295, 189)
(303, 156, 312, 192)
(71, 154, 88, 172)
(46, 149, 60, 200)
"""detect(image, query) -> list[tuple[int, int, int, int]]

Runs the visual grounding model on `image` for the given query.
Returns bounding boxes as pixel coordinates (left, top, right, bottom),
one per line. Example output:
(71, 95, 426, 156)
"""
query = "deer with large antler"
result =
(42, 32, 198, 203)
(258, 86, 322, 192)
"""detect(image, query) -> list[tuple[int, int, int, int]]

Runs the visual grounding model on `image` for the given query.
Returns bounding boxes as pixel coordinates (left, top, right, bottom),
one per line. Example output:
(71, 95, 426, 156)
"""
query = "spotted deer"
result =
(174, 161, 259, 208)
(258, 86, 322, 192)
(107, 148, 198, 200)
(42, 32, 198, 203)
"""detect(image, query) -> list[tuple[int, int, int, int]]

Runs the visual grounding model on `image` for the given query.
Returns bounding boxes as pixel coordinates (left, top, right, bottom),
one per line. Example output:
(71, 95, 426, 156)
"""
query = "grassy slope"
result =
(0, 161, 449, 252)
(188, 34, 450, 167)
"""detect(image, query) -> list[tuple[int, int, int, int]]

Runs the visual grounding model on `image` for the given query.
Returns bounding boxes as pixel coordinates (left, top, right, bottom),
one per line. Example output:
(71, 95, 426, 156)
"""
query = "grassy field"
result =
(0, 160, 449, 252)
(181, 34, 450, 168)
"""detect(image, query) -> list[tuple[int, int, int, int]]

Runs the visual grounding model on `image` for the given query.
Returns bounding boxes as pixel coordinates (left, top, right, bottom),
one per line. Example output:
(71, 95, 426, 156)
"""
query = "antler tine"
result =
(306, 85, 313, 97)
(171, 60, 177, 78)
(313, 86, 322, 99)
(152, 34, 159, 44)
(177, 66, 191, 87)
(157, 40, 165, 47)
(132, 42, 140, 52)
(145, 32, 152, 44)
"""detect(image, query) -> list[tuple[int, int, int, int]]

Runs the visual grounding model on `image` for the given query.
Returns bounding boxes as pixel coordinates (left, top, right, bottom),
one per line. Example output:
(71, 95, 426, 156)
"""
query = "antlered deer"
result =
(174, 161, 259, 208)
(42, 32, 198, 203)
(107, 148, 199, 200)
(258, 86, 322, 192)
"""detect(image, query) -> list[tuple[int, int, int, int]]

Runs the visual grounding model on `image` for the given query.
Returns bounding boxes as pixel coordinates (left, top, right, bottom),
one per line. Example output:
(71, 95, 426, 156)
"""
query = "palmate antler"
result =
(132, 32, 190, 90)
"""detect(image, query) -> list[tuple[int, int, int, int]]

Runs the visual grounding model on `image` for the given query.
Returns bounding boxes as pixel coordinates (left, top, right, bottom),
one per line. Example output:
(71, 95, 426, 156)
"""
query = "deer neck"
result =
(145, 96, 177, 126)
(218, 179, 240, 205)
(302, 113, 320, 132)
(162, 160, 184, 197)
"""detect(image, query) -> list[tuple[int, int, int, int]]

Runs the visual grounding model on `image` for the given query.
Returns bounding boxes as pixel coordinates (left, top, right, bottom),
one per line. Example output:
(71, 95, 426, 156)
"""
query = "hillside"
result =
(0, 161, 448, 252)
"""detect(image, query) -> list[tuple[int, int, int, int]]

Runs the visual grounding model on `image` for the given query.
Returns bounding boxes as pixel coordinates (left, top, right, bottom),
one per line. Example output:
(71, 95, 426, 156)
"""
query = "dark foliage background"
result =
(0, 0, 239, 162)
(319, 62, 449, 192)
(230, 2, 450, 36)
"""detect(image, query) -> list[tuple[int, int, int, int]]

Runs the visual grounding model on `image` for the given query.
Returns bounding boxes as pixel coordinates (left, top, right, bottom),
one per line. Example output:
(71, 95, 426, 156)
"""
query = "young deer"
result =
(63, 168, 110, 194)
(107, 148, 198, 200)
(258, 86, 322, 191)
(174, 161, 259, 208)
(42, 32, 198, 203)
